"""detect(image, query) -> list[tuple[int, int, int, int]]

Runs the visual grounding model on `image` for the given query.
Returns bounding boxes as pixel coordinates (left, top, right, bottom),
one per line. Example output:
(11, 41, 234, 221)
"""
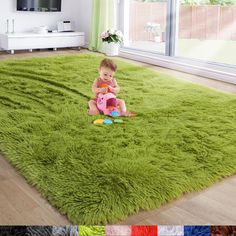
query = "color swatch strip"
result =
(0, 225, 235, 235)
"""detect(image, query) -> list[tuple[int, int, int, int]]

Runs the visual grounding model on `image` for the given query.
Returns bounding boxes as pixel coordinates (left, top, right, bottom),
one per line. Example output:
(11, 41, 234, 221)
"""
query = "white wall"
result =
(0, 0, 92, 46)
(72, 0, 92, 46)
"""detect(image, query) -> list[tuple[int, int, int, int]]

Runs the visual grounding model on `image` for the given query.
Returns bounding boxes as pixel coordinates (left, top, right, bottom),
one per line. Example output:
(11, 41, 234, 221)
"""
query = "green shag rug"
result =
(0, 54, 236, 224)
(79, 226, 105, 236)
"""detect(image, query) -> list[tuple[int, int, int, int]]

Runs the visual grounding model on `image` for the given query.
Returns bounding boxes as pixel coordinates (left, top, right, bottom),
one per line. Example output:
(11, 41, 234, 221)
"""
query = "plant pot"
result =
(104, 42, 120, 56)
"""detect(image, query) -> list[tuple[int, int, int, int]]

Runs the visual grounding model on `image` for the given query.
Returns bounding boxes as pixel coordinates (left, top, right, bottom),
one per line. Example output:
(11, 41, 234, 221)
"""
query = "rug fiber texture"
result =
(0, 54, 236, 224)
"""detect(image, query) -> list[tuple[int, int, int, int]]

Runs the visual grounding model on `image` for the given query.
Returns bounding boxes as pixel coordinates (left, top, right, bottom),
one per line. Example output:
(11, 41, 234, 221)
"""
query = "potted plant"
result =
(145, 22, 162, 43)
(100, 29, 123, 56)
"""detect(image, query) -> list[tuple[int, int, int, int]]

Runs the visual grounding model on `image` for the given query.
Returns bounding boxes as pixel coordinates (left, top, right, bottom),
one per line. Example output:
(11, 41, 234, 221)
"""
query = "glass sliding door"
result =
(122, 0, 168, 54)
(176, 0, 236, 66)
(119, 0, 236, 70)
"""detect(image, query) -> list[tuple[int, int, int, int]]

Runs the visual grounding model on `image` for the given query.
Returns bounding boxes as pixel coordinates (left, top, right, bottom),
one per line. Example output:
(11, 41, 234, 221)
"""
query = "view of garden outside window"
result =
(176, 0, 236, 65)
(126, 0, 167, 54)
(125, 0, 236, 66)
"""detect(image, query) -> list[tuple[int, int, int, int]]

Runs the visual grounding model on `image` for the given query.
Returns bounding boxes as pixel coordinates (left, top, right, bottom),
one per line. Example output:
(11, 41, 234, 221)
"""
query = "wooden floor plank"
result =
(120, 176, 236, 225)
(0, 194, 29, 225)
(137, 207, 206, 225)
(0, 156, 70, 225)
(176, 195, 236, 224)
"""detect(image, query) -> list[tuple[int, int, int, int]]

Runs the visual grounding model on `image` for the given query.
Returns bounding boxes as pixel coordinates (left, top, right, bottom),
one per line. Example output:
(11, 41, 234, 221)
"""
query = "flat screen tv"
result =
(17, 0, 61, 12)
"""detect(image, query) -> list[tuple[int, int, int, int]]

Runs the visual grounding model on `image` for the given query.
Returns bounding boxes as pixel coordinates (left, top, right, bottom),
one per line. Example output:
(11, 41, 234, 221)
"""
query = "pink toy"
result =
(97, 92, 120, 116)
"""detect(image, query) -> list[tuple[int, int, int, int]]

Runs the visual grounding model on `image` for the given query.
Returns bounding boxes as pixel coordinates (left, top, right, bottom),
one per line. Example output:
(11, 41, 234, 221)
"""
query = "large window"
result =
(122, 0, 168, 54)
(120, 0, 236, 67)
(176, 0, 236, 65)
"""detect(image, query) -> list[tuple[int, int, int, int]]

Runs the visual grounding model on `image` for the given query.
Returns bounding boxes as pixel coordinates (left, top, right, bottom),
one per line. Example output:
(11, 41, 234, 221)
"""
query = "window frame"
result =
(118, 0, 236, 84)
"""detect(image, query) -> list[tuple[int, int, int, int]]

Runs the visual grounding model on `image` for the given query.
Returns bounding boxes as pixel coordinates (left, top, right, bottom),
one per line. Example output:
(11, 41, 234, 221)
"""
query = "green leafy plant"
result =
(100, 29, 123, 44)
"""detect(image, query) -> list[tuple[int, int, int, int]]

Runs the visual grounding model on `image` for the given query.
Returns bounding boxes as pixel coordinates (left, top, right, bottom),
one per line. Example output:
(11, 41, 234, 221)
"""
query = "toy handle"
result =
(101, 84, 112, 93)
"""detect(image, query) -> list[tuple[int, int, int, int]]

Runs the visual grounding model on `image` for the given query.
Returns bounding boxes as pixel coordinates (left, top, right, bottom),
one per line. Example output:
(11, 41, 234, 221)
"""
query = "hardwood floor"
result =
(119, 175, 236, 225)
(0, 49, 236, 225)
(0, 155, 70, 225)
(0, 48, 89, 59)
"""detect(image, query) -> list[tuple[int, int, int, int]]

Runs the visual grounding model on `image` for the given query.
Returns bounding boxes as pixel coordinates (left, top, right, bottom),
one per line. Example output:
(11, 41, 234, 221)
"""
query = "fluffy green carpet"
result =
(79, 226, 105, 236)
(0, 54, 236, 224)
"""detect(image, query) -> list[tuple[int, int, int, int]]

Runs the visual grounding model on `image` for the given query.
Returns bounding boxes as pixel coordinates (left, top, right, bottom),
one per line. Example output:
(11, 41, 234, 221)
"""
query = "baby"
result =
(88, 58, 134, 116)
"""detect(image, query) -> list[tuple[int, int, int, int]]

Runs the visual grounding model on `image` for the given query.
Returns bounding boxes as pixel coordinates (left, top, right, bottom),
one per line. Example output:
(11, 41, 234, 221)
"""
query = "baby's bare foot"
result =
(122, 111, 137, 117)
(87, 109, 100, 116)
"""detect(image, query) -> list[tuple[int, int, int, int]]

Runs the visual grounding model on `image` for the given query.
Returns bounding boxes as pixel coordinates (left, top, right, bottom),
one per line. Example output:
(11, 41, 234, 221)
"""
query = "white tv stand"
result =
(0, 32, 85, 54)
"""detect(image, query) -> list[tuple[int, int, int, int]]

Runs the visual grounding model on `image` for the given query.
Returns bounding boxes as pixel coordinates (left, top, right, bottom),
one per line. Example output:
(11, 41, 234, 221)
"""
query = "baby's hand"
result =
(108, 86, 114, 93)
(100, 88, 108, 94)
